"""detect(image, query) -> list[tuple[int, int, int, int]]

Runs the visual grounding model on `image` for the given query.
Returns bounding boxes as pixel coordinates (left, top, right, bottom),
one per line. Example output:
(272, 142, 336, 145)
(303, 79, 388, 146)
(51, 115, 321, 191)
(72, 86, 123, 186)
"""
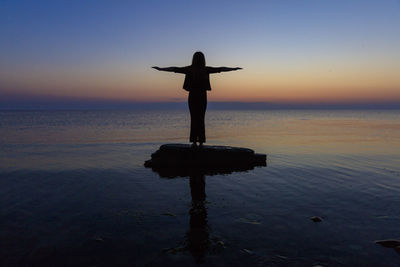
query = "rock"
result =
(144, 143, 266, 177)
(93, 237, 104, 242)
(242, 248, 254, 255)
(236, 217, 262, 225)
(275, 254, 288, 260)
(161, 212, 176, 217)
(375, 239, 400, 248)
(162, 246, 185, 254)
(311, 216, 323, 222)
(217, 241, 225, 247)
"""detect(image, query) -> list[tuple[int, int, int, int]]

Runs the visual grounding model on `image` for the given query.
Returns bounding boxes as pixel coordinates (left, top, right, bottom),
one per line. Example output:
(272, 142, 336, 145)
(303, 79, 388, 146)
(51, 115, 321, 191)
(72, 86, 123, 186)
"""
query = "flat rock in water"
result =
(375, 239, 400, 248)
(311, 216, 323, 222)
(144, 144, 266, 177)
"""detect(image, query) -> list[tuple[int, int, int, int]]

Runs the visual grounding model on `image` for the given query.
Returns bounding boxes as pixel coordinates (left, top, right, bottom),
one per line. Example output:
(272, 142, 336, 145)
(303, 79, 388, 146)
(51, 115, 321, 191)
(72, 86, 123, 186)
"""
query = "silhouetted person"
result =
(153, 51, 242, 147)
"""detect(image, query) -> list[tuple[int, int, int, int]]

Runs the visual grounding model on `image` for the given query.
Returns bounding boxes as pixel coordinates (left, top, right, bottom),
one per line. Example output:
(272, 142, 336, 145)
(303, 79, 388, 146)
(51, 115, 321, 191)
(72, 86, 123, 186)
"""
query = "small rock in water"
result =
(217, 241, 225, 247)
(375, 239, 400, 248)
(162, 246, 185, 254)
(162, 212, 176, 217)
(242, 248, 254, 255)
(275, 254, 288, 260)
(311, 216, 323, 222)
(236, 217, 262, 225)
(94, 237, 104, 242)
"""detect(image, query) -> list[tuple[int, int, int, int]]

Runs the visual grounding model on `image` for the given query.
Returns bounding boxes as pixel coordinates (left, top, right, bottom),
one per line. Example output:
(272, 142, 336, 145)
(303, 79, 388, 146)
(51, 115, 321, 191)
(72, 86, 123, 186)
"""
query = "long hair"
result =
(192, 51, 206, 68)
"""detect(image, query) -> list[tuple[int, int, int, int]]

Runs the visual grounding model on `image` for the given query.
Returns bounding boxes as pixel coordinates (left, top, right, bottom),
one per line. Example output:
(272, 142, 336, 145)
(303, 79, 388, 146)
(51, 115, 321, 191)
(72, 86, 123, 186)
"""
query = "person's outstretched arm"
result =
(207, 67, 242, 73)
(152, 66, 188, 74)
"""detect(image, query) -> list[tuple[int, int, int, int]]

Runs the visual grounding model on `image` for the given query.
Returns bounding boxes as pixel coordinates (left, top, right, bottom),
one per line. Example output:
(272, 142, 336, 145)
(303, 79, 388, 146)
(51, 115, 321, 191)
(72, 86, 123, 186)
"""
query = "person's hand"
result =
(152, 66, 161, 71)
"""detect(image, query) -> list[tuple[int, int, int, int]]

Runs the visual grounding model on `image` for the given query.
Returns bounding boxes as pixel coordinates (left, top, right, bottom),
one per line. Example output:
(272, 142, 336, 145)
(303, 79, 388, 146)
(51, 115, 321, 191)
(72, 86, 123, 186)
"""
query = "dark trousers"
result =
(188, 91, 207, 143)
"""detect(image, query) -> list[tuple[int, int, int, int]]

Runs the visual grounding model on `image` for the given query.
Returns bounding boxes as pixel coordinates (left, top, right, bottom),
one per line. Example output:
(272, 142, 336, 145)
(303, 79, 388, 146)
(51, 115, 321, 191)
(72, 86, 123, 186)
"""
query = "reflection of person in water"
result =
(187, 173, 209, 263)
(152, 51, 242, 147)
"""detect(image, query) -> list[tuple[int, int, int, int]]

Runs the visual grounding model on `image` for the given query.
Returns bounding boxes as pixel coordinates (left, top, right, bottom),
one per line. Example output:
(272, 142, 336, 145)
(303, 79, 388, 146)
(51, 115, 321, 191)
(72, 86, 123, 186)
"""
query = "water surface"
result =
(1, 109, 400, 266)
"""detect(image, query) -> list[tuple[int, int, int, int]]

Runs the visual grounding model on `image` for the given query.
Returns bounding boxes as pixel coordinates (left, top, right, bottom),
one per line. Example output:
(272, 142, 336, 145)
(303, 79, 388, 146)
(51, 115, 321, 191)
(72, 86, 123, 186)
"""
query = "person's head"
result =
(192, 51, 205, 67)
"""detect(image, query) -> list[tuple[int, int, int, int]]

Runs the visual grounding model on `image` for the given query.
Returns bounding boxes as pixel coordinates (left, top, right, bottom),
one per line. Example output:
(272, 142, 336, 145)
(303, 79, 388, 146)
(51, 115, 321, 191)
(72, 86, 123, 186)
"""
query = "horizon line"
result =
(2, 100, 400, 110)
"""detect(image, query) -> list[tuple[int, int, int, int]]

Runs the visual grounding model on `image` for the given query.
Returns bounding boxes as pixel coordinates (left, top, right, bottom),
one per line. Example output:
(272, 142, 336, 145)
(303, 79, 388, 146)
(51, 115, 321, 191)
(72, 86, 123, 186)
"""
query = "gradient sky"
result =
(1, 0, 400, 105)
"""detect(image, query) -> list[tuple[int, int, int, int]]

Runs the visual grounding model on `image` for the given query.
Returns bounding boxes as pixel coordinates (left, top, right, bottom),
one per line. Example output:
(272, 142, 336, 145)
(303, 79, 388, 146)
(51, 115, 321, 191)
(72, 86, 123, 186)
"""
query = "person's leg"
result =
(198, 92, 207, 144)
(188, 92, 197, 144)
(189, 91, 207, 145)
(198, 114, 205, 144)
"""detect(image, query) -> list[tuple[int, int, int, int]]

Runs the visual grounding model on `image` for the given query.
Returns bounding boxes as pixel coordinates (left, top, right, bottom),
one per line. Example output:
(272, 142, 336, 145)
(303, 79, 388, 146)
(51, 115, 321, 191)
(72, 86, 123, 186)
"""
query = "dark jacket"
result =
(175, 66, 222, 92)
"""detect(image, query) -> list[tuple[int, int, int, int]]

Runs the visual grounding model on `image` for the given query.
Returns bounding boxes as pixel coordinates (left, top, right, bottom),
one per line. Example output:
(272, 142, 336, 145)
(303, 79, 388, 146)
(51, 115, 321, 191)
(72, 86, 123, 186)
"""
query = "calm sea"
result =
(1, 109, 400, 266)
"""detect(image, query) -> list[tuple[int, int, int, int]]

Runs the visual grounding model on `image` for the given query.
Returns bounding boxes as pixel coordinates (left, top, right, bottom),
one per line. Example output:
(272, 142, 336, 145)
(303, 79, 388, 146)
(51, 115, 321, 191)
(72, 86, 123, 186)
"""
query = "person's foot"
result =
(191, 142, 197, 148)
(199, 142, 204, 148)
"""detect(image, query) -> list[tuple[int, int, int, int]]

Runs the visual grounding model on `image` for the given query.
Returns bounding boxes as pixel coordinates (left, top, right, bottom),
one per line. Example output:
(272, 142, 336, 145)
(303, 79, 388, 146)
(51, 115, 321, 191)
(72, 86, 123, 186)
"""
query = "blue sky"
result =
(1, 0, 399, 108)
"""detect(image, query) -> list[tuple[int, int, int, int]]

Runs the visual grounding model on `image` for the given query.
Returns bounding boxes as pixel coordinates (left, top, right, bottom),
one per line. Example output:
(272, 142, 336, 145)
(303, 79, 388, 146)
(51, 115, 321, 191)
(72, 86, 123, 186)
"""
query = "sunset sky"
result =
(1, 0, 400, 108)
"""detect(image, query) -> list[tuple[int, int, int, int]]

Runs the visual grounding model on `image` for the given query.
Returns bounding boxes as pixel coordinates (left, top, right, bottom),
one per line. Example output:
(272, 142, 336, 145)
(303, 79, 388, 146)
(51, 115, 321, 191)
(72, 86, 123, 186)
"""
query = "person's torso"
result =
(183, 67, 211, 91)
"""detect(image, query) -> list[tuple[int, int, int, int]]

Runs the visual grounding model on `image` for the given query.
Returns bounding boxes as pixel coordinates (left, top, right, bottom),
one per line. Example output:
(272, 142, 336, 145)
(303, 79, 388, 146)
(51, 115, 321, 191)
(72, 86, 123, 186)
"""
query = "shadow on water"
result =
(147, 163, 265, 264)
(187, 173, 208, 263)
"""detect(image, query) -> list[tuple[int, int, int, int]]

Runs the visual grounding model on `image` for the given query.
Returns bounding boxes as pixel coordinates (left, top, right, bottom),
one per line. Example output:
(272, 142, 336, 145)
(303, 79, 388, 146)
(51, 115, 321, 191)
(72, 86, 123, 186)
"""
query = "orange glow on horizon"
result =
(1, 61, 399, 103)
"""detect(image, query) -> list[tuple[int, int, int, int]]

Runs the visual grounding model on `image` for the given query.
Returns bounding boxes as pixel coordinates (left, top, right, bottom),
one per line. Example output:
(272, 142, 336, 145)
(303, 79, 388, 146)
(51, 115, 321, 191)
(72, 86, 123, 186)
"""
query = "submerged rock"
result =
(242, 248, 254, 255)
(162, 246, 186, 254)
(311, 216, 323, 222)
(162, 212, 176, 217)
(216, 241, 225, 247)
(93, 236, 104, 243)
(375, 239, 400, 248)
(144, 144, 266, 177)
